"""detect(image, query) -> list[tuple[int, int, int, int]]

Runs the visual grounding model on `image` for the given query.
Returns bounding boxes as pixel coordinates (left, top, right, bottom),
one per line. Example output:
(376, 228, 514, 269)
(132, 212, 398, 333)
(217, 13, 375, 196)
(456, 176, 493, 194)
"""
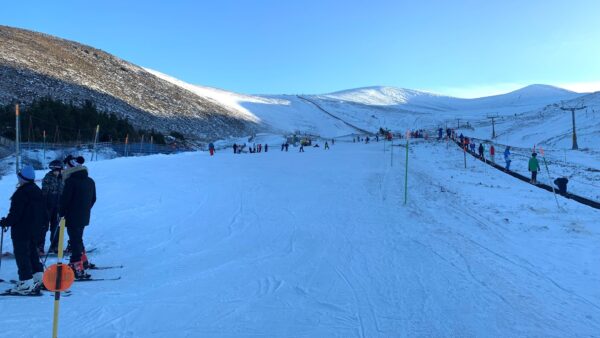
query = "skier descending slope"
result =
(61, 155, 96, 279)
(0, 165, 46, 295)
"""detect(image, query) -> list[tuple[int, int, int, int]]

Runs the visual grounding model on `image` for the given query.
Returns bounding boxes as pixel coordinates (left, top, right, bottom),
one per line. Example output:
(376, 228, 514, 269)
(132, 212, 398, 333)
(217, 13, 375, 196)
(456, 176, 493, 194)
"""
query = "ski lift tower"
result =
(486, 113, 500, 139)
(560, 105, 586, 150)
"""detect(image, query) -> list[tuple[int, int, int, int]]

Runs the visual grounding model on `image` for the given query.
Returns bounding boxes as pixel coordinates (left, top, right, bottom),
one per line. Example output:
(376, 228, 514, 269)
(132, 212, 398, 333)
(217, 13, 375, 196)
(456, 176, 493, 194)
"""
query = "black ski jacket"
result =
(60, 167, 96, 228)
(4, 182, 46, 241)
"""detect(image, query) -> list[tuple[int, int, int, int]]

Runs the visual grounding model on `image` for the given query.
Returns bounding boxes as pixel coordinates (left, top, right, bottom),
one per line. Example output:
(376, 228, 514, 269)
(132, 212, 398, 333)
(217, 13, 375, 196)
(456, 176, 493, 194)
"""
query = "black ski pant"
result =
(41, 206, 60, 250)
(13, 239, 43, 281)
(531, 171, 538, 182)
(67, 225, 85, 263)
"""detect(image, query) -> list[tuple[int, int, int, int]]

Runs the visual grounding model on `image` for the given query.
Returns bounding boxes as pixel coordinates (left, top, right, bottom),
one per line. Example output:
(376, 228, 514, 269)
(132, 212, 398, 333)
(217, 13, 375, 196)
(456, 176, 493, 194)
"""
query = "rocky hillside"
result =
(0, 25, 260, 141)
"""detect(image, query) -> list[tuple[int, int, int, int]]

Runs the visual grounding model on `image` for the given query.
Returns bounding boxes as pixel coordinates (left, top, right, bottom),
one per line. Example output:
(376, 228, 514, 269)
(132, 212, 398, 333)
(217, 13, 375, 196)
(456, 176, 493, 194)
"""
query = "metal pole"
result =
(540, 150, 560, 210)
(43, 130, 46, 168)
(150, 136, 154, 154)
(0, 228, 4, 269)
(404, 134, 409, 205)
(125, 134, 129, 157)
(52, 218, 67, 338)
(15, 104, 20, 173)
(93, 125, 100, 161)
(390, 137, 393, 167)
(571, 109, 578, 150)
(140, 134, 145, 154)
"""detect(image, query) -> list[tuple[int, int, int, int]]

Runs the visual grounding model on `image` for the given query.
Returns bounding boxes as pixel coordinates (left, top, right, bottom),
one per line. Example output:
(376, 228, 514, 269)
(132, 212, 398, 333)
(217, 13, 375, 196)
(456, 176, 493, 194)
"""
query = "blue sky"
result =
(1, 0, 599, 97)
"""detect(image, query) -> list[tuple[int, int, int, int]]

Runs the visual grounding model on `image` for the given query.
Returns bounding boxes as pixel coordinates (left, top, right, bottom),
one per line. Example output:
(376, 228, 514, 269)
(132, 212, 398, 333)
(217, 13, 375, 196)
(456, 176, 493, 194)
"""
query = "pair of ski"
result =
(2, 247, 99, 259)
(0, 265, 123, 297)
(0, 288, 72, 297)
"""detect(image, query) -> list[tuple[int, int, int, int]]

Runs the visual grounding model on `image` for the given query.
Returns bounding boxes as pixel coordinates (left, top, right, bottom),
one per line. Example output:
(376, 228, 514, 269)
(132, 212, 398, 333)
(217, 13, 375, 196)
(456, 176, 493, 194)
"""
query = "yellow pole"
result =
(52, 218, 67, 338)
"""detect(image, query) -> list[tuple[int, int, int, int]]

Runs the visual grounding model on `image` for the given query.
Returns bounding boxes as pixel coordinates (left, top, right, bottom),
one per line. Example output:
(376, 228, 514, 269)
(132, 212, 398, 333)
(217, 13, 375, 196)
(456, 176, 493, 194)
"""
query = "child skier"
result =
(528, 153, 540, 184)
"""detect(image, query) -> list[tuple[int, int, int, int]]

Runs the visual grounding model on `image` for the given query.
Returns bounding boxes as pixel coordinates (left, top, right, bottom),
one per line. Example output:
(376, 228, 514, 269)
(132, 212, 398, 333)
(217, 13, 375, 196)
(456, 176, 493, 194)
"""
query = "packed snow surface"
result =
(0, 140, 598, 337)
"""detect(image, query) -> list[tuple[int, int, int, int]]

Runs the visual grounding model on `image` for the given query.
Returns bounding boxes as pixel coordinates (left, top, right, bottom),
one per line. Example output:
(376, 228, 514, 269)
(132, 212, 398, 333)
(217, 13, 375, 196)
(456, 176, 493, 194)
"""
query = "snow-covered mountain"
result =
(468, 90, 600, 149)
(0, 25, 587, 142)
(0, 25, 261, 141)
(319, 84, 581, 113)
(148, 69, 585, 139)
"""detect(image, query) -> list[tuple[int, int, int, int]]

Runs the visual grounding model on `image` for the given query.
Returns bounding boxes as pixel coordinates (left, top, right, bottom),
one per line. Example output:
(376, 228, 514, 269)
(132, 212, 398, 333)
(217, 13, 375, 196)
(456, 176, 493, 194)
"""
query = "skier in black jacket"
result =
(40, 160, 64, 254)
(478, 143, 485, 159)
(0, 165, 46, 294)
(60, 155, 96, 279)
(554, 177, 569, 195)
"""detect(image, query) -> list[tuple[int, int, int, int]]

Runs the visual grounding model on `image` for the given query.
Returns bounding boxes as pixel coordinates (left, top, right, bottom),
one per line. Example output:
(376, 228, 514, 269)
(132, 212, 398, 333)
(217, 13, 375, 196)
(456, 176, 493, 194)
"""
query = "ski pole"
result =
(42, 213, 61, 267)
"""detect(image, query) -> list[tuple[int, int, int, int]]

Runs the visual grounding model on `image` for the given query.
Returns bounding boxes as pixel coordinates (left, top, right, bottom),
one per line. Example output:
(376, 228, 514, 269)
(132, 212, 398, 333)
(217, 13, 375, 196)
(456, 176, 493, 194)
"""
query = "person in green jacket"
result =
(528, 153, 540, 184)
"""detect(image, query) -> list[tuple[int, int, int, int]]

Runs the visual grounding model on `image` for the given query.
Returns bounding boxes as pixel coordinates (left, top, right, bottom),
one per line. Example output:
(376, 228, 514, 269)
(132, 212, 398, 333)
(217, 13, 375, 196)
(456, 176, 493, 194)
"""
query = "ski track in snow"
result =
(0, 141, 598, 337)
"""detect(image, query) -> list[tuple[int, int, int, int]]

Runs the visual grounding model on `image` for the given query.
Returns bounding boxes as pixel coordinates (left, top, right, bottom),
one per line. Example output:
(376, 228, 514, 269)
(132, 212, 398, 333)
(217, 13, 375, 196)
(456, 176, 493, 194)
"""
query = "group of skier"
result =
(0, 155, 96, 295)
(457, 133, 569, 193)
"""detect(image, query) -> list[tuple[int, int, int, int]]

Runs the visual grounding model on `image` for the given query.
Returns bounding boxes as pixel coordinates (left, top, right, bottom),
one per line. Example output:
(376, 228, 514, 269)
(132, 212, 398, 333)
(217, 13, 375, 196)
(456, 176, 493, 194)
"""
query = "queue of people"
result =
(1, 155, 96, 295)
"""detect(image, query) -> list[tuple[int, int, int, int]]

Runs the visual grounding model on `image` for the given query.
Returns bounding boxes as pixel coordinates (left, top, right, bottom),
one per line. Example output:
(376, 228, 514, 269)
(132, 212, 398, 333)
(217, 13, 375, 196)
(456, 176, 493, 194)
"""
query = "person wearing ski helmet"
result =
(0, 165, 46, 294)
(40, 160, 64, 254)
(60, 155, 96, 279)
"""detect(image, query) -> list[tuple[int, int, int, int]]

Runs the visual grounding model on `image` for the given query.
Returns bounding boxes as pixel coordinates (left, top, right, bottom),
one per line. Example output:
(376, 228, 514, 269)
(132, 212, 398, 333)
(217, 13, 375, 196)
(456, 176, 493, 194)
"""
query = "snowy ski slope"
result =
(0, 140, 597, 337)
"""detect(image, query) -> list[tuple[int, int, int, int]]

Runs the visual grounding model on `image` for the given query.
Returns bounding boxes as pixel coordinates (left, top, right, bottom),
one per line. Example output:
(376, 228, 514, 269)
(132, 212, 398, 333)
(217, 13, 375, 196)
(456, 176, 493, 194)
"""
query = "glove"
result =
(0, 217, 8, 231)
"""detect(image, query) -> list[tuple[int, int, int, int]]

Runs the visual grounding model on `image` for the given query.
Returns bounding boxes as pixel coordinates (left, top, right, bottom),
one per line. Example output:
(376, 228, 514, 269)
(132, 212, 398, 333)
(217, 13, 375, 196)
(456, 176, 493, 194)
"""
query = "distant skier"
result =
(375, 135, 379, 142)
(281, 143, 285, 151)
(554, 177, 569, 195)
(528, 153, 540, 184)
(438, 128, 443, 140)
(459, 133, 464, 145)
(61, 155, 96, 279)
(478, 143, 485, 159)
(353, 138, 356, 143)
(299, 144, 304, 152)
(233, 144, 238, 154)
(40, 160, 64, 254)
(264, 144, 268, 152)
(0, 165, 46, 294)
(504, 146, 511, 171)
(324, 141, 329, 150)
(365, 136, 370, 144)
(209, 143, 215, 156)
(285, 143, 289, 152)
(257, 144, 262, 153)
(490, 145, 495, 163)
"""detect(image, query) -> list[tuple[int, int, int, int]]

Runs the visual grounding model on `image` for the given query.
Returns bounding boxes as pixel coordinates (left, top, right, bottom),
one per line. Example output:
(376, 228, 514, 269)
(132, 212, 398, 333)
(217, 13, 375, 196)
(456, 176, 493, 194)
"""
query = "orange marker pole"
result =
(48, 217, 74, 338)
